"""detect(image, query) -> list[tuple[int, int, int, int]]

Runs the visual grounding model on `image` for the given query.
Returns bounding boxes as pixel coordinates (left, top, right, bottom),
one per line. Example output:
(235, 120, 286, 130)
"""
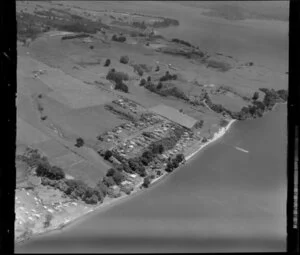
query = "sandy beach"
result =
(185, 119, 236, 161)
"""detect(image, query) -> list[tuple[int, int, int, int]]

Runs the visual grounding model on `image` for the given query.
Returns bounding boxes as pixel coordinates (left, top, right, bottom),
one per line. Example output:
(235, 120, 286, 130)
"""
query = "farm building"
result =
(150, 104, 200, 130)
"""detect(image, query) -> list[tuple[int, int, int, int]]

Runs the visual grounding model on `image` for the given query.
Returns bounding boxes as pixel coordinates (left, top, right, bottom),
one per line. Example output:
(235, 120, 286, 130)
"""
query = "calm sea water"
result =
(16, 104, 287, 253)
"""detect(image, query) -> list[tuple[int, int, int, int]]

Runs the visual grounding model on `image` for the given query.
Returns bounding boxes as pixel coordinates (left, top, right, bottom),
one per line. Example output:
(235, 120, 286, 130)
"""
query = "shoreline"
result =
(16, 103, 287, 245)
(185, 119, 236, 162)
(16, 118, 236, 246)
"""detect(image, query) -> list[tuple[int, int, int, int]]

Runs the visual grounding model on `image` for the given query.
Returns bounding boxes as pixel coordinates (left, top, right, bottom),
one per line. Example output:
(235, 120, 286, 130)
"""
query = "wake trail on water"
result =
(220, 141, 249, 153)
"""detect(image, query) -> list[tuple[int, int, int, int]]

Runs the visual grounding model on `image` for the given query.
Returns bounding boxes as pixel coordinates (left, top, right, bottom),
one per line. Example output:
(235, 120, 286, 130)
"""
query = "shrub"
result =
(142, 176, 151, 188)
(159, 72, 177, 82)
(104, 59, 111, 67)
(133, 65, 144, 76)
(112, 170, 125, 185)
(36, 163, 65, 180)
(120, 55, 129, 64)
(112, 34, 126, 42)
(157, 82, 163, 90)
(252, 91, 259, 101)
(207, 60, 231, 72)
(44, 213, 53, 228)
(276, 89, 288, 101)
(140, 78, 146, 86)
(128, 158, 146, 176)
(120, 185, 132, 195)
(106, 69, 129, 82)
(142, 151, 154, 161)
(89, 45, 94, 49)
(75, 137, 84, 147)
(48, 166, 65, 180)
(115, 81, 129, 93)
(171, 160, 179, 169)
(102, 176, 116, 187)
(104, 150, 113, 160)
(96, 181, 109, 197)
(171, 38, 192, 47)
(165, 162, 174, 173)
(194, 120, 204, 129)
(175, 153, 185, 163)
(106, 168, 115, 176)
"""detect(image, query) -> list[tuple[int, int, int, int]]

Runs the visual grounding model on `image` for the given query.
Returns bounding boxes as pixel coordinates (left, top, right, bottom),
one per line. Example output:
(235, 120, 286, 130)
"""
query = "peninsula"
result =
(15, 1, 288, 244)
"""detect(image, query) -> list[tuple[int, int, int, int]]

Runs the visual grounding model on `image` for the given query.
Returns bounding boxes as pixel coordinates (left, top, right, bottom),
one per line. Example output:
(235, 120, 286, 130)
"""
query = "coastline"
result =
(185, 119, 236, 162)
(16, 118, 237, 246)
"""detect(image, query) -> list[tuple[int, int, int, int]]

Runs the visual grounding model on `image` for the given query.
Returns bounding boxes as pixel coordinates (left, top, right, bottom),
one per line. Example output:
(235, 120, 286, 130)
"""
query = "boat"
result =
(235, 146, 249, 153)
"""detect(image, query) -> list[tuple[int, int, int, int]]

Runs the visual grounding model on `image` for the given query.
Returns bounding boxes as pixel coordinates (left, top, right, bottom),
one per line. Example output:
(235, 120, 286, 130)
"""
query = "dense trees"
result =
(102, 176, 116, 187)
(106, 69, 129, 82)
(106, 168, 125, 185)
(22, 148, 108, 205)
(165, 162, 174, 173)
(204, 88, 287, 121)
(112, 170, 125, 185)
(106, 69, 129, 93)
(115, 81, 129, 93)
(165, 153, 185, 173)
(144, 80, 188, 101)
(42, 178, 105, 204)
(36, 162, 65, 180)
(159, 71, 177, 82)
(175, 153, 185, 163)
(128, 158, 146, 177)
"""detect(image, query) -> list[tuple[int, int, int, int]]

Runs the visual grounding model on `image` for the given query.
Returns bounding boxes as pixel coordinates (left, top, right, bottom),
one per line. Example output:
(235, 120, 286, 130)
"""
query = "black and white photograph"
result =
(10, 0, 297, 253)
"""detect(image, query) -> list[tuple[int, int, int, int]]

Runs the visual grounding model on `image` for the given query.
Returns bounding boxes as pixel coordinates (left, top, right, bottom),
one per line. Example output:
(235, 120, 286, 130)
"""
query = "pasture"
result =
(17, 117, 51, 145)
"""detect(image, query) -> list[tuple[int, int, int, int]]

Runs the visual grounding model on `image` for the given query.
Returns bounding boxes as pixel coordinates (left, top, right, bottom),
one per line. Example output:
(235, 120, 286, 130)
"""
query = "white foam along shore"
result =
(150, 119, 236, 185)
(185, 119, 236, 161)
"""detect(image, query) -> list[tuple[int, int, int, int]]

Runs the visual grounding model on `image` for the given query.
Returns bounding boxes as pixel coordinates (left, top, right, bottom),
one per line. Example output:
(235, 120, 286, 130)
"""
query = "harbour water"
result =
(16, 104, 287, 253)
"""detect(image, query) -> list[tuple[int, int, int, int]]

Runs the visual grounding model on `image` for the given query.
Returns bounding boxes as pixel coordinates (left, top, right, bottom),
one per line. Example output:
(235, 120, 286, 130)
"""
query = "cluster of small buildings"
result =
(111, 119, 175, 158)
(112, 98, 143, 114)
(99, 103, 205, 179)
(98, 111, 163, 145)
(161, 130, 199, 159)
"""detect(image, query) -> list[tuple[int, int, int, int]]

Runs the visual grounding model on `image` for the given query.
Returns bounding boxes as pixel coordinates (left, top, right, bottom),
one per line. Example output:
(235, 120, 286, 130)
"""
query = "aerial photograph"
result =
(15, 1, 289, 253)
